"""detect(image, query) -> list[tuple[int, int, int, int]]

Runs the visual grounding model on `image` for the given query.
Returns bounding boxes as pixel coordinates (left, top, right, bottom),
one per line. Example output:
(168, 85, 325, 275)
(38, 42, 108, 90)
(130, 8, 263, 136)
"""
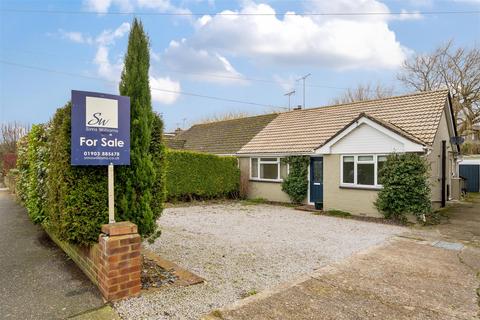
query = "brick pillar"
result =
(98, 221, 142, 301)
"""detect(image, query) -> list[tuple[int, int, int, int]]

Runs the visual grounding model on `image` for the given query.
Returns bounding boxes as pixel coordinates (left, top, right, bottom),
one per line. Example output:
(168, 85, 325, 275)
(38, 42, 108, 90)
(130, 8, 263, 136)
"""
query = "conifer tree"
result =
(116, 18, 156, 236)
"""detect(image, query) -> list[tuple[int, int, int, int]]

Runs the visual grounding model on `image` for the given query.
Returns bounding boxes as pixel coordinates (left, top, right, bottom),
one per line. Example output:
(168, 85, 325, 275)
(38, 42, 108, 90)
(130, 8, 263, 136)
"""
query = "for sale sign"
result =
(71, 90, 130, 165)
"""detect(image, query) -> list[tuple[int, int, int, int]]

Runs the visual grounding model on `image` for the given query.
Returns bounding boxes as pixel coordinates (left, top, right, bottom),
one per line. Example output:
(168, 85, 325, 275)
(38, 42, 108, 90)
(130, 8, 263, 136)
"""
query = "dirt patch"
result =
(141, 258, 178, 290)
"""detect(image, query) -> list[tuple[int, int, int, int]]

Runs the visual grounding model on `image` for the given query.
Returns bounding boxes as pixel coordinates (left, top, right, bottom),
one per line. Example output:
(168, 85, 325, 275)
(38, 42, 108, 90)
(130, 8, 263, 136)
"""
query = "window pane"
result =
(260, 163, 278, 180)
(343, 158, 354, 183)
(358, 155, 374, 162)
(377, 156, 387, 184)
(251, 158, 258, 178)
(260, 158, 277, 162)
(280, 161, 288, 179)
(358, 163, 374, 185)
(313, 160, 323, 183)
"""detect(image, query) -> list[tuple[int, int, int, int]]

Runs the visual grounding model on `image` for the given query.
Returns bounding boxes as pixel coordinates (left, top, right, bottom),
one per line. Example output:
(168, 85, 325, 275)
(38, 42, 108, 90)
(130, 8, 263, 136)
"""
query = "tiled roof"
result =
(170, 113, 279, 155)
(164, 136, 186, 149)
(238, 90, 450, 154)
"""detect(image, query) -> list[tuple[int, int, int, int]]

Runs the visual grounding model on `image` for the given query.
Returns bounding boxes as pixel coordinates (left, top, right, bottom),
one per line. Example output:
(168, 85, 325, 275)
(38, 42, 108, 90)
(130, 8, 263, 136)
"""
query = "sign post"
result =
(71, 90, 130, 224)
(108, 163, 115, 223)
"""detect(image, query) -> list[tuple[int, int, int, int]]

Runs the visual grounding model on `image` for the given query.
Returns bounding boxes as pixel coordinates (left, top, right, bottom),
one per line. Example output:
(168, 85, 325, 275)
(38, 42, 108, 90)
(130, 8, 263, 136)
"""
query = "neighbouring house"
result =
(237, 90, 460, 217)
(165, 113, 279, 155)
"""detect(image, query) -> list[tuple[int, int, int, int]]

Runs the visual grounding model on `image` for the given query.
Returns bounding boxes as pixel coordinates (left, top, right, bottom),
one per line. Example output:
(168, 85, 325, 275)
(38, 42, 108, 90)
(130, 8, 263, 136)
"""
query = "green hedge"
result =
(25, 124, 49, 223)
(44, 103, 109, 244)
(15, 135, 29, 203)
(166, 150, 239, 201)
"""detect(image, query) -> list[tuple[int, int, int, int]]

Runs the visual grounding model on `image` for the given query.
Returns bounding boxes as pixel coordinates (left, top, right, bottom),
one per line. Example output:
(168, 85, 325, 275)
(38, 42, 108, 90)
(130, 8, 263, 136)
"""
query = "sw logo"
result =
(85, 96, 119, 129)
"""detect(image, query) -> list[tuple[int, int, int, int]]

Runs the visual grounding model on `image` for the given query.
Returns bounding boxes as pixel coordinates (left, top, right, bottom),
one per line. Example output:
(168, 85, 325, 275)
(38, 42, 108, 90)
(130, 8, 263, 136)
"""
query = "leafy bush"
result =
(45, 103, 109, 244)
(166, 150, 239, 201)
(375, 153, 432, 222)
(15, 136, 29, 202)
(149, 112, 167, 221)
(25, 124, 49, 223)
(281, 156, 309, 203)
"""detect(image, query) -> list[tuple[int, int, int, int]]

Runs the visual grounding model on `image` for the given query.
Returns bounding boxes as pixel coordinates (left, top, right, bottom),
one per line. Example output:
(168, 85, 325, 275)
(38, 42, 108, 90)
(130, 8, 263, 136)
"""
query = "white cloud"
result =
(150, 76, 181, 104)
(95, 22, 131, 45)
(58, 21, 181, 104)
(184, 1, 411, 70)
(58, 30, 93, 44)
(273, 74, 298, 92)
(136, 0, 191, 14)
(93, 45, 123, 82)
(84, 0, 113, 13)
(163, 39, 245, 84)
(83, 0, 190, 14)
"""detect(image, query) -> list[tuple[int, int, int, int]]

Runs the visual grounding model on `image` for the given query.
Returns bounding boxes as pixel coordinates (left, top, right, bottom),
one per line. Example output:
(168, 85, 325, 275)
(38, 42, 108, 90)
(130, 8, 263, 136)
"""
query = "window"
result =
(250, 157, 288, 181)
(357, 156, 374, 185)
(342, 156, 354, 183)
(251, 158, 258, 178)
(377, 156, 387, 184)
(341, 155, 387, 188)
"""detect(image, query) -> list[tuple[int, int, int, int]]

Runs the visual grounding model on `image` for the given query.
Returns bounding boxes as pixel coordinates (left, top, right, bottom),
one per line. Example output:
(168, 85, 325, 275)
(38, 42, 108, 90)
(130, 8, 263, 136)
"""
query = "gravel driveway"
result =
(115, 203, 404, 320)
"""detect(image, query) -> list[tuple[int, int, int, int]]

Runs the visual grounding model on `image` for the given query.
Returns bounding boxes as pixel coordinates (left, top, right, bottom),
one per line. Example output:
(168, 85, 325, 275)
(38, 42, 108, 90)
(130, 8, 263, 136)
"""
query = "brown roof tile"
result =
(238, 90, 449, 154)
(170, 113, 279, 154)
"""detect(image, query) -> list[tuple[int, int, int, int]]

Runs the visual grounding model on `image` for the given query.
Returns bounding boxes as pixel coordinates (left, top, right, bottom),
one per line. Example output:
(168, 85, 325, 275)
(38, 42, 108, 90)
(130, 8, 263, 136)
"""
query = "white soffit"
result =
(315, 117, 425, 154)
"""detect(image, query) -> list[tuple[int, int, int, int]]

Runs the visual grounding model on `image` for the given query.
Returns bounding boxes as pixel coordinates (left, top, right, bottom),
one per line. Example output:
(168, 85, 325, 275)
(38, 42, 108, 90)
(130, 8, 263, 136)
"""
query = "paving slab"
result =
(0, 190, 104, 320)
(69, 305, 121, 320)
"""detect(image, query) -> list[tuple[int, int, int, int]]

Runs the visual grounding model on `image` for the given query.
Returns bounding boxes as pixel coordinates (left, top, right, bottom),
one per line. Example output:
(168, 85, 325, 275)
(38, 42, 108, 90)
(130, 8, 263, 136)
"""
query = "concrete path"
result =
(0, 189, 105, 320)
(205, 195, 480, 320)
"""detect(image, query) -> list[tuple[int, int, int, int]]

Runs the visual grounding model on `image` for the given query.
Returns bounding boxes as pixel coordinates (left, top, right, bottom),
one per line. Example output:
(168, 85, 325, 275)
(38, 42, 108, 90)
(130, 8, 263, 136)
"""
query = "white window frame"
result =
(250, 157, 289, 182)
(340, 154, 387, 189)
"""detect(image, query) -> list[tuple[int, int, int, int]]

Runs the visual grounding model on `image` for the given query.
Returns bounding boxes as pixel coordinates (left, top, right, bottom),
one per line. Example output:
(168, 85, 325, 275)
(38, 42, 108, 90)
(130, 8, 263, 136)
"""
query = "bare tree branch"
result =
(330, 83, 394, 105)
(397, 40, 480, 142)
(0, 122, 30, 154)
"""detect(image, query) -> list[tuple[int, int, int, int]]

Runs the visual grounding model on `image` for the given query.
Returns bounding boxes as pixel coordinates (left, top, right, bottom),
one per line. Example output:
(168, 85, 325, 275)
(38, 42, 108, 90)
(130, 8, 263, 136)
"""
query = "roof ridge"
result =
(292, 89, 449, 113)
(189, 112, 279, 128)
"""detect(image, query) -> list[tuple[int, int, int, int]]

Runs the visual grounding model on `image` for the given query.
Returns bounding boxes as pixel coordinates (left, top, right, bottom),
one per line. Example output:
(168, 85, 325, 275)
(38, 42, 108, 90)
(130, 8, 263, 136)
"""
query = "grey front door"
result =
(310, 157, 323, 203)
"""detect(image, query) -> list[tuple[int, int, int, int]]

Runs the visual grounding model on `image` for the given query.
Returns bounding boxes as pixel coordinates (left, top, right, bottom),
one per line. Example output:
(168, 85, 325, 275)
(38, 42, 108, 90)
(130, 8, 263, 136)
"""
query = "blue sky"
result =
(1, 0, 479, 131)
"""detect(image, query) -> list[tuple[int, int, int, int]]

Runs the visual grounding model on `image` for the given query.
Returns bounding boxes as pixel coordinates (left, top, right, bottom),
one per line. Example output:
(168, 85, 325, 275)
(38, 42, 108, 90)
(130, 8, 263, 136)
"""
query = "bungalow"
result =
(237, 90, 460, 217)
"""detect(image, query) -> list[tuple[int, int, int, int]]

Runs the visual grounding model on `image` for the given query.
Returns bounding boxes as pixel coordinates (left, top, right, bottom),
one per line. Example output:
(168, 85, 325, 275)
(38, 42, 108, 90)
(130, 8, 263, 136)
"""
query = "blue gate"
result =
(459, 164, 480, 192)
(310, 157, 323, 204)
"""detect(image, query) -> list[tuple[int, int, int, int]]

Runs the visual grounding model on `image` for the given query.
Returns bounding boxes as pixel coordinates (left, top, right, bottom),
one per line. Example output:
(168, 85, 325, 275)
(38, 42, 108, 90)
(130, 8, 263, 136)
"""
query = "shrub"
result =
(115, 18, 157, 237)
(45, 103, 109, 244)
(25, 124, 49, 223)
(281, 156, 309, 204)
(15, 135, 29, 202)
(166, 150, 239, 201)
(375, 153, 432, 222)
(150, 112, 167, 221)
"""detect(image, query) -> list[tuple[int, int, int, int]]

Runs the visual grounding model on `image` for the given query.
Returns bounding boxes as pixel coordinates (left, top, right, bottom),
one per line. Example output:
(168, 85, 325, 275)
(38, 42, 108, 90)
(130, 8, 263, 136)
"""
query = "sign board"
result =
(71, 90, 130, 165)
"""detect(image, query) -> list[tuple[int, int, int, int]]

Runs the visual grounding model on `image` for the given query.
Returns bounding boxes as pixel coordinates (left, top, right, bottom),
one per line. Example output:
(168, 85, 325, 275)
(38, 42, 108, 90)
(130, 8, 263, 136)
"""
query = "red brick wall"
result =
(45, 222, 141, 301)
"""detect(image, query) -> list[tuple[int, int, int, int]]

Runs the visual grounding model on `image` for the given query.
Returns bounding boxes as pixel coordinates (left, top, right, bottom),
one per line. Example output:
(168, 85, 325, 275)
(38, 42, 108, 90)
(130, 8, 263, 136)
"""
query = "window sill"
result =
(339, 184, 382, 191)
(250, 178, 283, 183)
